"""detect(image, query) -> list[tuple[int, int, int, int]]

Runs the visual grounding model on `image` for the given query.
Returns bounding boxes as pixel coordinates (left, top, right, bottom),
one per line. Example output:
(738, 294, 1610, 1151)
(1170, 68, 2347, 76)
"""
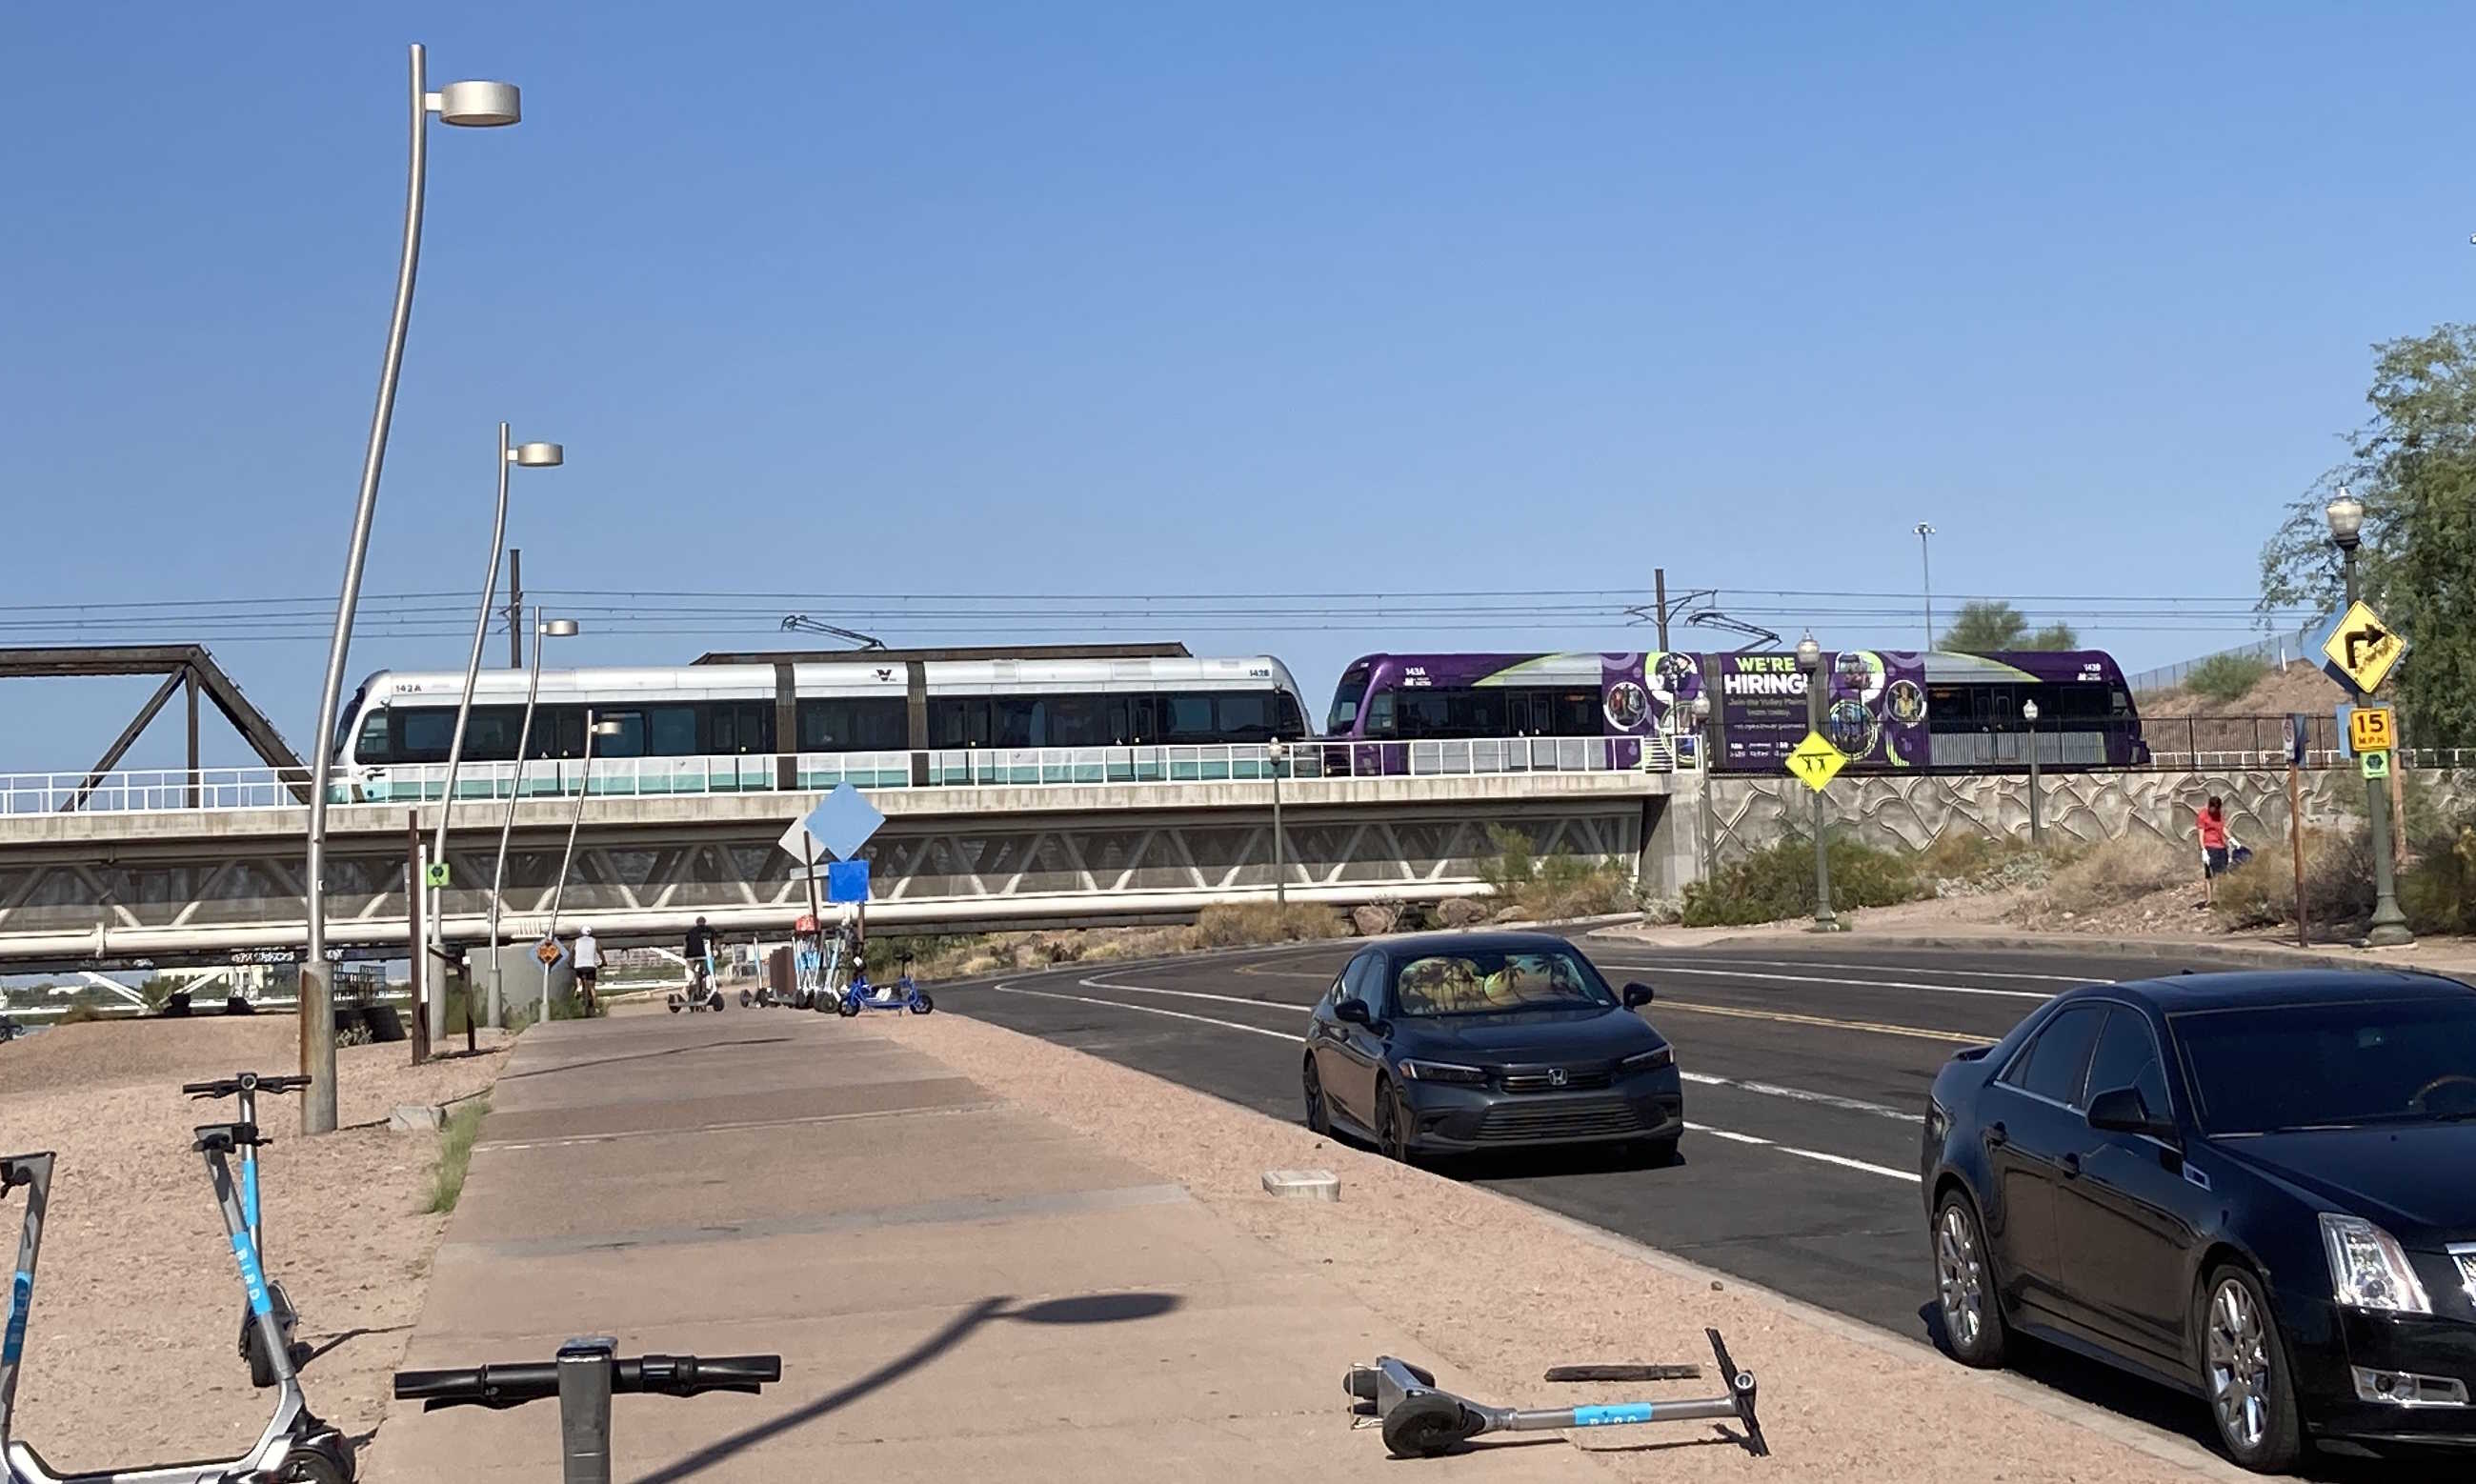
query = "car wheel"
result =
(2201, 1265, 2302, 1474)
(1302, 1056, 1331, 1135)
(1373, 1076, 1414, 1164)
(1933, 1191, 2008, 1368)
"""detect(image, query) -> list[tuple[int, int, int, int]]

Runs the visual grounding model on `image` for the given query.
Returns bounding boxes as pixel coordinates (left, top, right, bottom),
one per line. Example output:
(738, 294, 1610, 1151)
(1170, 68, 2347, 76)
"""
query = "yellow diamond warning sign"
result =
(2321, 601, 2406, 695)
(1785, 731, 1849, 792)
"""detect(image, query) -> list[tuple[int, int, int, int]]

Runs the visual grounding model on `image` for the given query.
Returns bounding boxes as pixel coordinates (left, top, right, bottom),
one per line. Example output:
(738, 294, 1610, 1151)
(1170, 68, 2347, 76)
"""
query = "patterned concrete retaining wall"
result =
(1702, 767, 2476, 864)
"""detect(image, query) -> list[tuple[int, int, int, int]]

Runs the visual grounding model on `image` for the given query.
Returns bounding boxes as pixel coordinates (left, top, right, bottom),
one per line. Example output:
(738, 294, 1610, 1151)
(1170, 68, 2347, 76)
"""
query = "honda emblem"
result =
(1547, 1068, 1568, 1088)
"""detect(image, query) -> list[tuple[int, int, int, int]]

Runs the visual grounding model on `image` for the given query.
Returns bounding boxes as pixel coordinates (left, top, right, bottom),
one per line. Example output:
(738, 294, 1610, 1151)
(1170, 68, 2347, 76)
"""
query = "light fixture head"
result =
(2325, 489, 2366, 550)
(430, 79, 521, 127)
(1794, 631, 1822, 672)
(539, 618, 580, 638)
(511, 441, 564, 468)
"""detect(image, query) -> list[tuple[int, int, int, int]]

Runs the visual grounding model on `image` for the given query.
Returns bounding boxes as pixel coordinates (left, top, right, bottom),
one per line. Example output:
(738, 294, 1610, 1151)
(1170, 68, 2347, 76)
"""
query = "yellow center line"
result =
(1656, 998, 1983, 1044)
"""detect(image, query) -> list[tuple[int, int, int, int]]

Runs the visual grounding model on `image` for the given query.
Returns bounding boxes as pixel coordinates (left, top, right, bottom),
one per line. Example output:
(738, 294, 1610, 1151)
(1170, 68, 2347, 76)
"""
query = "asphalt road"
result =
(930, 933, 2453, 1479)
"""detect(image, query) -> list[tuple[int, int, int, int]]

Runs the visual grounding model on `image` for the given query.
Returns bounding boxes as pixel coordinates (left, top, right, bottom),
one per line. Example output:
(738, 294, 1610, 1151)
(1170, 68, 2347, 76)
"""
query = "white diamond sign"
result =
(779, 783, 884, 865)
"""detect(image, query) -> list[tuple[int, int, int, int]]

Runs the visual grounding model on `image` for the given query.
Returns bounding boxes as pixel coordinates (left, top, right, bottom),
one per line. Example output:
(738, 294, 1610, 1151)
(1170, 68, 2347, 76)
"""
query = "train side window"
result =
(354, 710, 392, 763)
(597, 711, 647, 758)
(1048, 695, 1103, 747)
(1164, 694, 1218, 742)
(1278, 692, 1305, 737)
(649, 707, 697, 756)
(394, 709, 455, 764)
(1216, 692, 1274, 740)
(1365, 691, 1397, 738)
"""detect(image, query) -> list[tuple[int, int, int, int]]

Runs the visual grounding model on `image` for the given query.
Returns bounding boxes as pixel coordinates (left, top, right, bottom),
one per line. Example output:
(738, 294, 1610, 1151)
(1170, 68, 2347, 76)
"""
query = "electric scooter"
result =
(1345, 1328, 1766, 1460)
(394, 1342, 777, 1484)
(1, 1132, 356, 1482)
(182, 1073, 315, 1388)
(664, 953, 725, 1013)
(834, 952, 934, 1016)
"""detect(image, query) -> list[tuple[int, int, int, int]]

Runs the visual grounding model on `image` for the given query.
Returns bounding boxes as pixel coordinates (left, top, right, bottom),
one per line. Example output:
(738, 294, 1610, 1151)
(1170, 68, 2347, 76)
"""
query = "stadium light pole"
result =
(487, 612, 579, 1028)
(425, 427, 562, 1045)
(301, 46, 523, 1136)
(1914, 523, 1936, 650)
(2326, 491, 2412, 946)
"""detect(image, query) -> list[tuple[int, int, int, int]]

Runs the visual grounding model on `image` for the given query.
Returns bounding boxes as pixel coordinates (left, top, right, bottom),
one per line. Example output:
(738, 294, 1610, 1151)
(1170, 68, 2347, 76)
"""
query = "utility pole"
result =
(1653, 568, 1671, 652)
(506, 548, 524, 669)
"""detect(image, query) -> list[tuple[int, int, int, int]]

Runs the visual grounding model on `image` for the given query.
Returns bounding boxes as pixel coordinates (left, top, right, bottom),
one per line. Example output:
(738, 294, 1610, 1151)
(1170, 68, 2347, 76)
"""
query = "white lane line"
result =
(1602, 963, 2051, 1002)
(1679, 1071, 1914, 1122)
(995, 984, 1298, 1041)
(1077, 975, 1314, 1013)
(1660, 956, 2097, 985)
(1685, 1122, 1918, 1183)
(1000, 981, 1919, 1184)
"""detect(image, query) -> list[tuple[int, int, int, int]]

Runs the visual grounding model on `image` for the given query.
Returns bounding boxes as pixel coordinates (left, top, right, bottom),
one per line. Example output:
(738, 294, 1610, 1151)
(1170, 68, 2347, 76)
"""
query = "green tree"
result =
(2260, 324, 2476, 742)
(1938, 600, 2078, 652)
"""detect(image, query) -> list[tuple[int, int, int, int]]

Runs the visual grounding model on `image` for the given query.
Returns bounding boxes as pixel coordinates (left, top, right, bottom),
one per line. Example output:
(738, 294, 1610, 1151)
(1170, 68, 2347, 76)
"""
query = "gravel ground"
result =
(1, 1016, 505, 1473)
(880, 1012, 2231, 1484)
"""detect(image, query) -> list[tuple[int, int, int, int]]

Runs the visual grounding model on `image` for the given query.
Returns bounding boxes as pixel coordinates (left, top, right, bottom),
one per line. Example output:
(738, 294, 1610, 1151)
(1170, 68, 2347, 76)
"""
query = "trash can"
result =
(767, 947, 795, 997)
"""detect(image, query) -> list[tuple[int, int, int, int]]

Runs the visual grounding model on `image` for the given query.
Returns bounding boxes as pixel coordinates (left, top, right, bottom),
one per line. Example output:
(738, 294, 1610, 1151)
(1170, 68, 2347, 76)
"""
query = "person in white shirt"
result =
(572, 927, 602, 1014)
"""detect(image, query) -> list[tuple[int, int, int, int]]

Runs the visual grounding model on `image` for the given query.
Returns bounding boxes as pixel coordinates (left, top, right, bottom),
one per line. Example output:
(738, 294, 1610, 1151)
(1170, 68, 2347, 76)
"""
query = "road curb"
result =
(1586, 923, 2464, 976)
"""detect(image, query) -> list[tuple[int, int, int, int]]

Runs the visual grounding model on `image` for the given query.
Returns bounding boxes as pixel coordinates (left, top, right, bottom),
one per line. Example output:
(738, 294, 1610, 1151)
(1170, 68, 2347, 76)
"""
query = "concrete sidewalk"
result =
(365, 1009, 1592, 1481)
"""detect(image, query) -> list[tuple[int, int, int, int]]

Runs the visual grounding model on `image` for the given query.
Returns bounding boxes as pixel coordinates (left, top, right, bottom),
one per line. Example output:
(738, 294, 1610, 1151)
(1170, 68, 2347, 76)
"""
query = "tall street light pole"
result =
(1267, 737, 1289, 906)
(424, 426, 562, 1045)
(1914, 522, 1937, 650)
(541, 712, 623, 1027)
(1796, 632, 1842, 933)
(2326, 491, 2413, 946)
(300, 46, 522, 1135)
(487, 612, 578, 1028)
(2022, 697, 2043, 848)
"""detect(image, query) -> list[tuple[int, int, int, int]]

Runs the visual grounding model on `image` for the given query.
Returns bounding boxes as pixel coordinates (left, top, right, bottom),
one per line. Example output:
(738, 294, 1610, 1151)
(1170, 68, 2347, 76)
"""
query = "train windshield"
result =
(1328, 671, 1369, 733)
(332, 686, 368, 762)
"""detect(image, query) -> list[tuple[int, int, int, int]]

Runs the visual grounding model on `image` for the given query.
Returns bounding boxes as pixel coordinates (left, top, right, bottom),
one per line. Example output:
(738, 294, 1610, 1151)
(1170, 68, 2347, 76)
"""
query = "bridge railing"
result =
(0, 734, 1679, 815)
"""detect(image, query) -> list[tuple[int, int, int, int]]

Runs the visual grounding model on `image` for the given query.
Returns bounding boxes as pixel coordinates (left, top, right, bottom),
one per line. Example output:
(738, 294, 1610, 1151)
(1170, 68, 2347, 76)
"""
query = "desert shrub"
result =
(2212, 826, 2376, 932)
(1916, 832, 2055, 892)
(1187, 901, 1350, 947)
(2403, 821, 2476, 934)
(1680, 833, 1923, 927)
(57, 1004, 107, 1026)
(1477, 825, 1637, 921)
(2041, 837, 2190, 916)
(2184, 653, 2271, 704)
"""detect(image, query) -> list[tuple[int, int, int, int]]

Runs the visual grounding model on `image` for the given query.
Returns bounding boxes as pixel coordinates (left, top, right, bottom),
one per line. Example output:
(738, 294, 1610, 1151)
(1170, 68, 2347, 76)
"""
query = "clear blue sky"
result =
(6, 3, 2471, 771)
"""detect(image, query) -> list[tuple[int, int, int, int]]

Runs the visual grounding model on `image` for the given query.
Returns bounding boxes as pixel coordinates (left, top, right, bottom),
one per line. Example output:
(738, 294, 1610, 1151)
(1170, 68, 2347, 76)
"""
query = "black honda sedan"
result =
(1300, 932, 1682, 1162)
(1922, 970, 2476, 1472)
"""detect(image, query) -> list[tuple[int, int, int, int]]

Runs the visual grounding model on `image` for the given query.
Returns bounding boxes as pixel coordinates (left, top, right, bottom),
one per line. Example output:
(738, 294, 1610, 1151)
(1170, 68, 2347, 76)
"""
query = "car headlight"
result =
(1925, 1095, 1950, 1143)
(1620, 1045, 1675, 1073)
(2321, 1213, 2432, 1314)
(1398, 1059, 1488, 1085)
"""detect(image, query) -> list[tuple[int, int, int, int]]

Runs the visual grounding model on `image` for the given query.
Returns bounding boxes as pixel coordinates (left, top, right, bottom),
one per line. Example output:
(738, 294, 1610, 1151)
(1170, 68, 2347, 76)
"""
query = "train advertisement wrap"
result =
(1708, 650, 1927, 771)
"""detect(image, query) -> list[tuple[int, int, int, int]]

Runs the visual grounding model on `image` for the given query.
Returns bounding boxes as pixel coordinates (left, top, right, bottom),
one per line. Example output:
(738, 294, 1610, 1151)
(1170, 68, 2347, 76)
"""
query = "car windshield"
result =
(1390, 948, 1617, 1017)
(2175, 994, 2476, 1133)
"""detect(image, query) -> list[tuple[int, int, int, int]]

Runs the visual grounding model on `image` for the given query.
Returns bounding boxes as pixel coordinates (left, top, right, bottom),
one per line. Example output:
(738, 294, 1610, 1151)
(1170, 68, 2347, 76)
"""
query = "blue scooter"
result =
(835, 953, 934, 1016)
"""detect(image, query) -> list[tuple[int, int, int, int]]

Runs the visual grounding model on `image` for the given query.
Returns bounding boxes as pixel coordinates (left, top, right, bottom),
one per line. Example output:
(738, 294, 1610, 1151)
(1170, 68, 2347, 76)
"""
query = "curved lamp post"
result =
(2326, 491, 2412, 946)
(423, 428, 563, 1043)
(486, 612, 578, 1027)
(1796, 632, 1842, 932)
(301, 45, 522, 1135)
(540, 713, 624, 1027)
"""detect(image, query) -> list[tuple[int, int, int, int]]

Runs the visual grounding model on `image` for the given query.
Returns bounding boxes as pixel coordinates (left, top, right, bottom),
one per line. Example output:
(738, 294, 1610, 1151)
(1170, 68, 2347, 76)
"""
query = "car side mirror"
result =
(2086, 1085, 2173, 1142)
(1622, 982, 1655, 1009)
(1335, 999, 1373, 1027)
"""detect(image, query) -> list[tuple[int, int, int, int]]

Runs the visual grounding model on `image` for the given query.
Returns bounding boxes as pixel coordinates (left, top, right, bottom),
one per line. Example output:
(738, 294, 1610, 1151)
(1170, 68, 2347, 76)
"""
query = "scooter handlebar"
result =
(394, 1354, 782, 1411)
(183, 1073, 313, 1099)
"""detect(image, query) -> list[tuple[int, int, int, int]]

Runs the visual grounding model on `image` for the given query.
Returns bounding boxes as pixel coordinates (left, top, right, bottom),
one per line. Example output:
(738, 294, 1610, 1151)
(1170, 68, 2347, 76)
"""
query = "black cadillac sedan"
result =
(1922, 970, 2476, 1473)
(1300, 932, 1682, 1162)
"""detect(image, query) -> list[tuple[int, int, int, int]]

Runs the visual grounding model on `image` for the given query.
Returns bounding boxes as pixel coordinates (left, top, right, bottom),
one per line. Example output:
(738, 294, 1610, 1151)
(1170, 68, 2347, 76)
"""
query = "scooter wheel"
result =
(274, 1441, 352, 1483)
(909, 993, 935, 1014)
(836, 997, 861, 1018)
(668, 1000, 682, 1014)
(738, 990, 753, 1008)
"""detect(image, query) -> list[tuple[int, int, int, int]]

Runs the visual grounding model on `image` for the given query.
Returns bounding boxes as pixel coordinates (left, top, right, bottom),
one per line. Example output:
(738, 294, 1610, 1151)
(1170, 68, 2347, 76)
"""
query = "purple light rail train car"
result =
(1322, 651, 2149, 774)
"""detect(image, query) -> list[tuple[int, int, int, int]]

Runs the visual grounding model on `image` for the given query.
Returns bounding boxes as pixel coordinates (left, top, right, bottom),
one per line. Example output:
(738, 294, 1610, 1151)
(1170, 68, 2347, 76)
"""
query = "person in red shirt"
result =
(2196, 795, 2230, 905)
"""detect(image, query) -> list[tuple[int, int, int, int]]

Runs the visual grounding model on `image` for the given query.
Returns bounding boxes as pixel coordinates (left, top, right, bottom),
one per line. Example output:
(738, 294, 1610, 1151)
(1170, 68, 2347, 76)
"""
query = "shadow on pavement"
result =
(627, 1292, 1181, 1483)
(500, 1036, 795, 1082)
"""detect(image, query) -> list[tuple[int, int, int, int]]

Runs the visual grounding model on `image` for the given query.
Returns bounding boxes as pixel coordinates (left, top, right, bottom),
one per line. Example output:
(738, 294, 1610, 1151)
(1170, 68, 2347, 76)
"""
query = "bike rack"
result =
(1346, 1328, 1767, 1460)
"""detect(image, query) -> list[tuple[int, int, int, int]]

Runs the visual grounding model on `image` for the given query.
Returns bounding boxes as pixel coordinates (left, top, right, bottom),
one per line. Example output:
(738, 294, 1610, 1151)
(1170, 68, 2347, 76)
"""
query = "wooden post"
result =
(407, 812, 430, 1065)
(2287, 758, 2307, 948)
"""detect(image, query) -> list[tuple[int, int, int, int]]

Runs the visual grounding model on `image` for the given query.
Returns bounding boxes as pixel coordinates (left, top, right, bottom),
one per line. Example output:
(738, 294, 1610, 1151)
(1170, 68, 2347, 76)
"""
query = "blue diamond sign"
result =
(781, 783, 885, 865)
